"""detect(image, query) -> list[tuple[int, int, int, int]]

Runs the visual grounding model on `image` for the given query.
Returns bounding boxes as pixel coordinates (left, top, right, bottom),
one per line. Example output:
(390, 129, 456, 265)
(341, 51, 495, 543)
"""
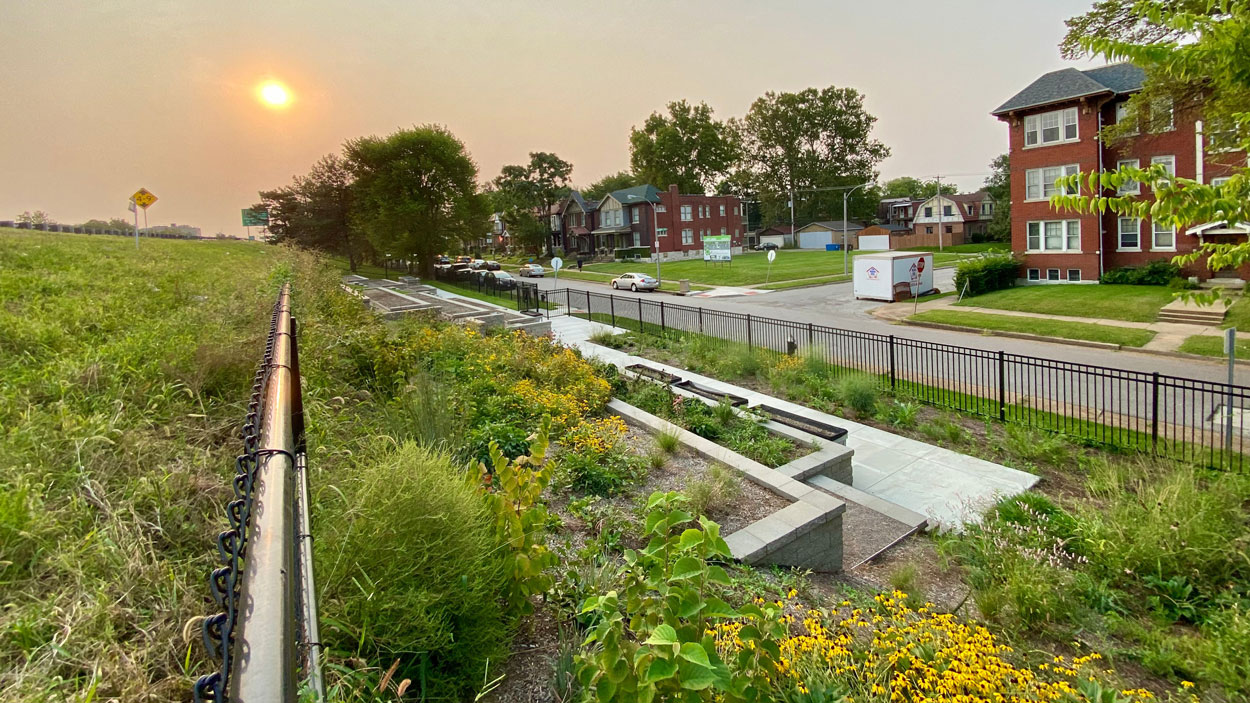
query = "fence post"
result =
(746, 314, 753, 349)
(889, 335, 897, 390)
(698, 307, 703, 335)
(638, 297, 643, 333)
(807, 322, 813, 345)
(585, 290, 591, 321)
(610, 295, 616, 329)
(1151, 371, 1160, 454)
(660, 301, 666, 333)
(997, 350, 1006, 422)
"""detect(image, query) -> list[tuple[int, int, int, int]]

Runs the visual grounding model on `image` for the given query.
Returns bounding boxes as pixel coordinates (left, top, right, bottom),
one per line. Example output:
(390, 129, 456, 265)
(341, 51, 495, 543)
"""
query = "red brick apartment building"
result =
(553, 184, 743, 260)
(992, 63, 1245, 283)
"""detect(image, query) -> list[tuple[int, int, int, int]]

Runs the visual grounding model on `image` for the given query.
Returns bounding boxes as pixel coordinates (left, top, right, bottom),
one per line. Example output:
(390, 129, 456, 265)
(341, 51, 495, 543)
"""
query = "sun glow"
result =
(258, 81, 290, 108)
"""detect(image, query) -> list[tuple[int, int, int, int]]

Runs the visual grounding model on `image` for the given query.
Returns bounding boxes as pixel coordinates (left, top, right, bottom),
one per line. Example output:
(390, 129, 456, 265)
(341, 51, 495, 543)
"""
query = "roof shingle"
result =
(992, 63, 1145, 116)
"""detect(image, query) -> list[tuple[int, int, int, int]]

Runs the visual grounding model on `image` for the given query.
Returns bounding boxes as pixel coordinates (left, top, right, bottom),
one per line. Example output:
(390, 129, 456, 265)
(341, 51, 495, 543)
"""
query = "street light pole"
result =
(842, 182, 873, 275)
(652, 200, 662, 283)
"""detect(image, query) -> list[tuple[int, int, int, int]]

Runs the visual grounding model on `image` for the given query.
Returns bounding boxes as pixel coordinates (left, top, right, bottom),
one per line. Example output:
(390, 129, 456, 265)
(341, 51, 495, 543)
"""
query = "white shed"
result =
(795, 221, 865, 250)
(853, 251, 934, 301)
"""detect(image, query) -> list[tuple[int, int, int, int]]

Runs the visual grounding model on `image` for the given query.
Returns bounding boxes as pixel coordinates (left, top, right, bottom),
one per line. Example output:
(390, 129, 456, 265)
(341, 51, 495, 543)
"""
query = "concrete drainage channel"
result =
(341, 275, 551, 335)
(614, 365, 928, 572)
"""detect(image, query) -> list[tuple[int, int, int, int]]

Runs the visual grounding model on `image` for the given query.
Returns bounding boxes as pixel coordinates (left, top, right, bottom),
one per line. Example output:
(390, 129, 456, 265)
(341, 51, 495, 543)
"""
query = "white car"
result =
(611, 272, 659, 292)
(517, 263, 546, 277)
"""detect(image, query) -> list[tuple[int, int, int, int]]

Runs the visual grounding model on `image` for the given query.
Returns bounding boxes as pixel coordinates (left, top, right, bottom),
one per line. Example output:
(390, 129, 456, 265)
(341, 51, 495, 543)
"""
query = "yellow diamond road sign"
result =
(131, 188, 158, 209)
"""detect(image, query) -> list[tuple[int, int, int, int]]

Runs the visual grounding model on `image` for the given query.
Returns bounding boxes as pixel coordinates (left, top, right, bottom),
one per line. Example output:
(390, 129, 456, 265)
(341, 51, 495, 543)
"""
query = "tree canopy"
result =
(491, 152, 573, 253)
(878, 177, 956, 200)
(983, 154, 1011, 242)
(1054, 0, 1250, 275)
(582, 171, 642, 201)
(629, 100, 740, 194)
(346, 125, 487, 276)
(258, 154, 368, 269)
(737, 86, 889, 224)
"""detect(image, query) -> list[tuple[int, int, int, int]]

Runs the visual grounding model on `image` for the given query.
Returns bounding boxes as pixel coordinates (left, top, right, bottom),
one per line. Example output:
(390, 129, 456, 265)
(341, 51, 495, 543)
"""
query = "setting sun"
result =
(258, 81, 290, 108)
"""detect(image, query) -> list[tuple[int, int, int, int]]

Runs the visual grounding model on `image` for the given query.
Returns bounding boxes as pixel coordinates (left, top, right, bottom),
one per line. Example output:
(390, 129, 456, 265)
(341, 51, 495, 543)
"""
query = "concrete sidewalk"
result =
(549, 315, 1039, 529)
(873, 296, 1224, 353)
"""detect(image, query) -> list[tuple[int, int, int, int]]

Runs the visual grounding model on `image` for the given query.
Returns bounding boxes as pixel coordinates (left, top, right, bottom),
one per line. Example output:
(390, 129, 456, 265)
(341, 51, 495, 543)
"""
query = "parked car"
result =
(468, 259, 488, 270)
(436, 255, 451, 265)
(517, 263, 546, 277)
(455, 255, 472, 264)
(485, 270, 517, 289)
(484, 260, 502, 271)
(610, 272, 659, 292)
(758, 242, 780, 251)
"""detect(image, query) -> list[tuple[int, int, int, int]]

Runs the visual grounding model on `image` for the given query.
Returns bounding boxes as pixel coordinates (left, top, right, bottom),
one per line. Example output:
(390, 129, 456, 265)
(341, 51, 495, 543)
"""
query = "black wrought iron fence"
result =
(548, 288, 1250, 471)
(433, 267, 541, 313)
(196, 283, 323, 702)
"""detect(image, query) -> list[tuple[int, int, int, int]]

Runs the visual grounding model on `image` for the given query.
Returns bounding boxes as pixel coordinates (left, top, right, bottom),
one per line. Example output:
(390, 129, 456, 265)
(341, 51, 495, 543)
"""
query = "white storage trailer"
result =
(853, 251, 934, 301)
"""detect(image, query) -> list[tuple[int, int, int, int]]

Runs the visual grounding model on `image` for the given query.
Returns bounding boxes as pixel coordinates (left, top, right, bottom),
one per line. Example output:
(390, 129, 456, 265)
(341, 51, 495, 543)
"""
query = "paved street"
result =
(530, 271, 1250, 386)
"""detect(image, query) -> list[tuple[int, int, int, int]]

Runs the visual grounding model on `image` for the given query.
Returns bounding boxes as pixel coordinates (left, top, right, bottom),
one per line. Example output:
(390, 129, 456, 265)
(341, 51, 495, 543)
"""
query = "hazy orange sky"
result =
(1, 0, 1098, 237)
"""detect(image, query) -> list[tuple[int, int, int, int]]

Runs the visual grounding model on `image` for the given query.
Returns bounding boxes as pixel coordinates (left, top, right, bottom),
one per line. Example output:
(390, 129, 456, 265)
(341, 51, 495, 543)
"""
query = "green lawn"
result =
(581, 249, 971, 287)
(1178, 333, 1250, 358)
(755, 273, 852, 290)
(911, 309, 1157, 347)
(956, 284, 1174, 322)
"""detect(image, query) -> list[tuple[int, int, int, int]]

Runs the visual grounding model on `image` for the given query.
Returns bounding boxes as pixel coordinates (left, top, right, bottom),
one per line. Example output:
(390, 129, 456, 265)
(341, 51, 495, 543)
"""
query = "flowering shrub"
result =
(556, 415, 645, 496)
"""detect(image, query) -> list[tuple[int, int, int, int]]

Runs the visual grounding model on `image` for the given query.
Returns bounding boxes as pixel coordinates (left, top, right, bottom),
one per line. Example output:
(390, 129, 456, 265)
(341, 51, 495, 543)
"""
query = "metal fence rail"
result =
(546, 288, 1250, 471)
(196, 283, 323, 702)
(433, 267, 541, 313)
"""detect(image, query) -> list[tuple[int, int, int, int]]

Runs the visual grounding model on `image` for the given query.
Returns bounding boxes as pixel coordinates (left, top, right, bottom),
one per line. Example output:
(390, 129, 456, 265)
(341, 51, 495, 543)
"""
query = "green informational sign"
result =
(241, 208, 269, 227)
(703, 235, 732, 262)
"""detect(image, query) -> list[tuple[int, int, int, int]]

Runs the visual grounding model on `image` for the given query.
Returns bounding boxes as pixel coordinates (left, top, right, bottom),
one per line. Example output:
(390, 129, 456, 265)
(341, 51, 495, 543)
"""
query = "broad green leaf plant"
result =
(574, 491, 785, 702)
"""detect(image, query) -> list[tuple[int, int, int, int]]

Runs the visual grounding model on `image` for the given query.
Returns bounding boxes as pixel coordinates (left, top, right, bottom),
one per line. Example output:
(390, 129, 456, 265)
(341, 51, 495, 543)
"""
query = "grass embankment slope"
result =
(1178, 294, 1250, 357)
(911, 309, 1157, 347)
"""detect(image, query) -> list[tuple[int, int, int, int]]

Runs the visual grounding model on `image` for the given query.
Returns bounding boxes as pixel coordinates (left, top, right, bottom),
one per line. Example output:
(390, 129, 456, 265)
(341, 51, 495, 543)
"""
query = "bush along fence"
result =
(544, 288, 1250, 471)
(432, 266, 543, 313)
(195, 283, 324, 702)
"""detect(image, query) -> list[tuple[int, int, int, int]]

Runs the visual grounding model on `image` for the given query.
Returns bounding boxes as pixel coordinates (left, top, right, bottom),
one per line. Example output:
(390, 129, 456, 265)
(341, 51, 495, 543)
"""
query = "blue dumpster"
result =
(826, 243, 842, 251)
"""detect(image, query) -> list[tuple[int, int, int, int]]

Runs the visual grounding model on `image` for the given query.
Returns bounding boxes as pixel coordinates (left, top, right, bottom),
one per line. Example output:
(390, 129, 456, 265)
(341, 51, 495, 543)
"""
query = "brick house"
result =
(557, 184, 743, 261)
(910, 191, 995, 248)
(992, 63, 1245, 283)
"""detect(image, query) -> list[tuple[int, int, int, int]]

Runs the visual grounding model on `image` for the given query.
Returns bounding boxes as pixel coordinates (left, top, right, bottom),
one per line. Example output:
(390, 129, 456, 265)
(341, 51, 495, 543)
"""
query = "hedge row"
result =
(953, 254, 1019, 297)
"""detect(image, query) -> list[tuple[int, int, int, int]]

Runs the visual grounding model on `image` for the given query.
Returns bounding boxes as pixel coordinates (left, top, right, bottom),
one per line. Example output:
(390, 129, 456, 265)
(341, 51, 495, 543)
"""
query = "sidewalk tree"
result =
(738, 85, 889, 225)
(492, 152, 572, 254)
(346, 125, 487, 276)
(629, 100, 740, 194)
(983, 154, 1011, 242)
(1055, 0, 1250, 276)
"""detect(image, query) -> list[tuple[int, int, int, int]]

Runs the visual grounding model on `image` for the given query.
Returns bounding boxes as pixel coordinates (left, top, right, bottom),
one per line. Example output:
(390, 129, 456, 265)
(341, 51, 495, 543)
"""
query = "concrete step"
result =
(1158, 311, 1227, 326)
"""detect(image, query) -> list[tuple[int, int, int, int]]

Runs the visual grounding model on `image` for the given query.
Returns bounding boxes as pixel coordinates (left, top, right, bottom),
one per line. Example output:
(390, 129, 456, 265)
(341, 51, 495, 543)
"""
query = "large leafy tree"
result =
(878, 177, 956, 200)
(346, 125, 488, 276)
(983, 154, 1011, 242)
(16, 210, 52, 225)
(492, 152, 572, 253)
(582, 171, 642, 201)
(1055, 0, 1250, 275)
(258, 154, 368, 269)
(738, 86, 890, 225)
(629, 100, 740, 194)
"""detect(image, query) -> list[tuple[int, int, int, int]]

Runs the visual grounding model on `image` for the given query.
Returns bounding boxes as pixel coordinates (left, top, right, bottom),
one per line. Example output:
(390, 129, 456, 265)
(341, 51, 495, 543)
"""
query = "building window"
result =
(1152, 155, 1176, 179)
(1068, 269, 1082, 282)
(1152, 220, 1176, 250)
(924, 207, 932, 217)
(1115, 101, 1137, 135)
(681, 228, 693, 244)
(719, 204, 726, 216)
(655, 204, 666, 213)
(1212, 176, 1232, 187)
(720, 227, 726, 236)
(925, 226, 933, 234)
(1028, 268, 1041, 281)
(1047, 269, 1061, 281)
(1118, 217, 1140, 250)
(632, 208, 640, 224)
(1150, 97, 1174, 132)
(944, 225, 953, 234)
(657, 227, 668, 237)
(943, 205, 952, 216)
(1024, 107, 1078, 146)
(681, 205, 692, 221)
(1026, 220, 1081, 251)
(1116, 159, 1140, 194)
(1025, 164, 1079, 200)
(633, 232, 640, 247)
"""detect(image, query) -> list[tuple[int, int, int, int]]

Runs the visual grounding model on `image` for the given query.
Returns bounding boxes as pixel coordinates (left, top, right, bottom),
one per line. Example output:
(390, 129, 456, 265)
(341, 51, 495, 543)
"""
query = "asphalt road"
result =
(529, 270, 1250, 386)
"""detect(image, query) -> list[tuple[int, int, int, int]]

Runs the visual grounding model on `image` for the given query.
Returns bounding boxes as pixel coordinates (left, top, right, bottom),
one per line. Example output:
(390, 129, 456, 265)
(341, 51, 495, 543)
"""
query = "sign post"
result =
(130, 188, 158, 250)
(550, 256, 563, 288)
(765, 248, 776, 284)
(702, 235, 731, 265)
(1226, 328, 1237, 457)
(242, 207, 270, 240)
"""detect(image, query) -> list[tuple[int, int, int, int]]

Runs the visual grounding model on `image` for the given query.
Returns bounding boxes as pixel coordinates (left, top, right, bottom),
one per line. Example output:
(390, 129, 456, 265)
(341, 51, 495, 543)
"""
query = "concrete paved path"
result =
(548, 314, 1039, 529)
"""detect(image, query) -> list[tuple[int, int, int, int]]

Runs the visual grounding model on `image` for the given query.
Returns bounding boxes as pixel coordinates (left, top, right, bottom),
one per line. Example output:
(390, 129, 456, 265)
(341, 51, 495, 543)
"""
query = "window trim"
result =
(680, 205, 692, 221)
(1116, 159, 1140, 195)
(1117, 217, 1141, 251)
(1152, 219, 1176, 251)
(1047, 268, 1061, 281)
(1026, 219, 1082, 253)
(656, 227, 667, 238)
(1027, 268, 1041, 281)
(1151, 155, 1176, 178)
(681, 228, 693, 245)
(1024, 107, 1080, 148)
(1025, 164, 1080, 202)
(1067, 269, 1082, 282)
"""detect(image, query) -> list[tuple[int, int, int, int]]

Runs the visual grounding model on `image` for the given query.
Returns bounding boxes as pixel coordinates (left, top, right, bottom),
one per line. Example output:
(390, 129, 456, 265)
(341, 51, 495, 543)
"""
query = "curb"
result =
(899, 319, 1123, 351)
(1128, 345, 1250, 367)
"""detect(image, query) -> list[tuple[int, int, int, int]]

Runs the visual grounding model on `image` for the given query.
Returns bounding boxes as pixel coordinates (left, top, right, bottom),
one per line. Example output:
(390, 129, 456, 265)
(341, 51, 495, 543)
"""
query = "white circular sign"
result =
(550, 257, 563, 271)
(767, 250, 777, 263)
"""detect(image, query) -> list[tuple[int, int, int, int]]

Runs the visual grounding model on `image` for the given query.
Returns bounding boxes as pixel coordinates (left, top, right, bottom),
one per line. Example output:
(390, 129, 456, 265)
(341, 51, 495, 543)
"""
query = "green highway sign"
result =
(241, 208, 269, 227)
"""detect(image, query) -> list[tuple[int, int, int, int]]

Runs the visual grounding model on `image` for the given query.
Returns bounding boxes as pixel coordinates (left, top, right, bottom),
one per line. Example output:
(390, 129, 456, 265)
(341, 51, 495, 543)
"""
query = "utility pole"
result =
(935, 175, 944, 252)
(789, 187, 795, 250)
(842, 182, 873, 275)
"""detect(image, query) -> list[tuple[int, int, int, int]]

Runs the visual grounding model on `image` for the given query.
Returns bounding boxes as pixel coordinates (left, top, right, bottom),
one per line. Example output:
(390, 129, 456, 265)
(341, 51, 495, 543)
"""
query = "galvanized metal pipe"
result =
(231, 286, 298, 703)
